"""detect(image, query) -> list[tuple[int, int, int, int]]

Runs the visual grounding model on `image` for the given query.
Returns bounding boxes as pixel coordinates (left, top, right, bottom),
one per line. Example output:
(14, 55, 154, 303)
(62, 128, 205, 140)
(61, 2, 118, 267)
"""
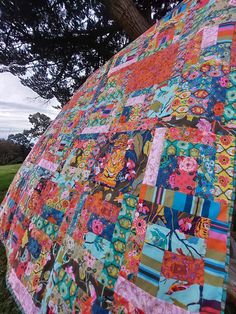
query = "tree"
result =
(102, 0, 151, 40)
(8, 133, 32, 149)
(102, 0, 180, 39)
(0, 0, 180, 106)
(8, 112, 51, 146)
(4, 112, 51, 164)
(0, 138, 30, 164)
(24, 112, 52, 139)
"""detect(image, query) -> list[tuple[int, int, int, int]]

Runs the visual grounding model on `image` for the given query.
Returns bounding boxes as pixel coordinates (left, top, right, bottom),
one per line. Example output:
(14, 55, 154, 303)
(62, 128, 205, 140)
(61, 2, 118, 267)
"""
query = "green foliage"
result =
(4, 112, 51, 165)
(0, 139, 30, 165)
(150, 228, 167, 249)
(24, 112, 52, 139)
(0, 0, 180, 105)
(0, 166, 20, 311)
(7, 133, 32, 149)
(0, 163, 21, 202)
(0, 243, 21, 314)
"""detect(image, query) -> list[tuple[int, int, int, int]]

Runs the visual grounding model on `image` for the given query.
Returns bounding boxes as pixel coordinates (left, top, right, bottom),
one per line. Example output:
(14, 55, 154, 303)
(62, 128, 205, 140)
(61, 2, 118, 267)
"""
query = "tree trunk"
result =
(103, 0, 152, 39)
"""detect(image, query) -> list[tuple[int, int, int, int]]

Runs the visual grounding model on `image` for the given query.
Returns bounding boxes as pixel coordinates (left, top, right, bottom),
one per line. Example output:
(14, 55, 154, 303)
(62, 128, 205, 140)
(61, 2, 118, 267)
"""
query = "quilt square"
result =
(157, 276, 202, 312)
(156, 155, 198, 195)
(125, 43, 179, 94)
(143, 125, 218, 200)
(161, 251, 204, 285)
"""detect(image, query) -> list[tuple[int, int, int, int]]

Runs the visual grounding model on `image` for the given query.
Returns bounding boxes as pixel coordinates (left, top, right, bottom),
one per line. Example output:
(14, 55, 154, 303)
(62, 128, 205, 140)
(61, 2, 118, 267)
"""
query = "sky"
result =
(0, 72, 60, 139)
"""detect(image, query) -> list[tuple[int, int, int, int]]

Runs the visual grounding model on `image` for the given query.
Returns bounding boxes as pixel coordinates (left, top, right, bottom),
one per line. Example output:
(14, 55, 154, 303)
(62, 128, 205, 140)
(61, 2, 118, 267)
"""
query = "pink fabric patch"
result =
(209, 230, 227, 242)
(81, 124, 110, 134)
(114, 276, 189, 314)
(201, 26, 219, 49)
(229, 0, 236, 6)
(8, 269, 39, 314)
(126, 95, 146, 107)
(143, 128, 166, 186)
(108, 57, 138, 76)
(38, 159, 58, 172)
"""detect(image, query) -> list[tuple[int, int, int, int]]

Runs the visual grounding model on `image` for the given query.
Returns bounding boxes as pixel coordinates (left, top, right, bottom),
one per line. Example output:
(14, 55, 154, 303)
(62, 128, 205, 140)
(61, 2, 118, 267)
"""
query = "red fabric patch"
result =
(125, 43, 178, 94)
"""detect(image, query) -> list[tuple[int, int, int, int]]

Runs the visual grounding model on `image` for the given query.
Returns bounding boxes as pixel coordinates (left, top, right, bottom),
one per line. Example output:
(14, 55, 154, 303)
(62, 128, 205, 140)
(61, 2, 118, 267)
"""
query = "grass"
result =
(0, 244, 21, 314)
(0, 164, 21, 203)
(0, 163, 21, 313)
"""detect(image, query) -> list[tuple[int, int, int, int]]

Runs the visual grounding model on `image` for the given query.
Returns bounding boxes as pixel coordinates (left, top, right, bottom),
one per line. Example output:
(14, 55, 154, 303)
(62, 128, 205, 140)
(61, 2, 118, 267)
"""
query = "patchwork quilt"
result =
(1, 0, 236, 313)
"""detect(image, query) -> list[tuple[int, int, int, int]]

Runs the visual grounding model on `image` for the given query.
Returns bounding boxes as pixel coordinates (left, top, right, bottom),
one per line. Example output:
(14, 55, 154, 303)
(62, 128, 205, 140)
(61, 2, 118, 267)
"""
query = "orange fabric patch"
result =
(207, 237, 227, 254)
(161, 250, 204, 285)
(125, 43, 179, 94)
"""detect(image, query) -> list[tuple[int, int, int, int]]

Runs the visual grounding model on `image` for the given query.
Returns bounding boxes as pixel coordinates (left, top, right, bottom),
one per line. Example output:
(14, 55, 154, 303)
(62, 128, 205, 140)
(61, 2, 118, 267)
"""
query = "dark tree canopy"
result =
(0, 139, 26, 164)
(7, 133, 32, 149)
(3, 112, 52, 165)
(0, 0, 180, 106)
(8, 112, 51, 144)
(24, 112, 52, 139)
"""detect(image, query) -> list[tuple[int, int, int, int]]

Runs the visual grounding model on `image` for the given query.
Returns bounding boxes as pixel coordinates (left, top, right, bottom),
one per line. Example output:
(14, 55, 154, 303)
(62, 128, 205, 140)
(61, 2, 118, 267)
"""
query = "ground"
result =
(0, 164, 21, 203)
(0, 163, 21, 313)
(0, 244, 20, 314)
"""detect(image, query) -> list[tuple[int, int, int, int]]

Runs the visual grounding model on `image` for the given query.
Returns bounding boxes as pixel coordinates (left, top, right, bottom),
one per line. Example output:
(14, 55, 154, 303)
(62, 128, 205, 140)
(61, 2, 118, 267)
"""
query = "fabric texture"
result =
(1, 0, 236, 313)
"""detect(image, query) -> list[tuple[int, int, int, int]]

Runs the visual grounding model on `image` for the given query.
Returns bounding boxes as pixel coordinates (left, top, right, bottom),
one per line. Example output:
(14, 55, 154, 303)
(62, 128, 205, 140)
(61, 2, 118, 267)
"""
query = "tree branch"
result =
(102, 0, 151, 39)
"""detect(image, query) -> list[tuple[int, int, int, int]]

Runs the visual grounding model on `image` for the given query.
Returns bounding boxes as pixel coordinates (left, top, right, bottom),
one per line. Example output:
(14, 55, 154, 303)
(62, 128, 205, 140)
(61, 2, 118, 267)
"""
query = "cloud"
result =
(0, 72, 60, 138)
(0, 100, 58, 115)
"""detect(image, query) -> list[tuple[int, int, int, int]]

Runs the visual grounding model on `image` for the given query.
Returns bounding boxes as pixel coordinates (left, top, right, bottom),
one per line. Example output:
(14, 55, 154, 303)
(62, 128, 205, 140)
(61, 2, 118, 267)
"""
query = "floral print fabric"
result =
(0, 0, 236, 313)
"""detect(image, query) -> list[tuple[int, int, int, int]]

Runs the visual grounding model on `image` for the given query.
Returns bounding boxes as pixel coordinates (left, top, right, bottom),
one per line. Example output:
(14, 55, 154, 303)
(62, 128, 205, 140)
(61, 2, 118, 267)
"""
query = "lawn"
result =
(0, 163, 21, 203)
(0, 163, 21, 313)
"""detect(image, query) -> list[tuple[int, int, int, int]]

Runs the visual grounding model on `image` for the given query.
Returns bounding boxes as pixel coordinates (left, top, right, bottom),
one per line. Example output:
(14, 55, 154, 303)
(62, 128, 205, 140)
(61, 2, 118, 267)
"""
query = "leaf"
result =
(94, 236, 104, 251)
(150, 228, 167, 249)
(187, 115, 194, 121)
(150, 101, 162, 112)
(79, 267, 86, 280)
(155, 228, 166, 240)
(133, 133, 143, 157)
(150, 230, 158, 238)
(21, 230, 28, 248)
(143, 140, 152, 156)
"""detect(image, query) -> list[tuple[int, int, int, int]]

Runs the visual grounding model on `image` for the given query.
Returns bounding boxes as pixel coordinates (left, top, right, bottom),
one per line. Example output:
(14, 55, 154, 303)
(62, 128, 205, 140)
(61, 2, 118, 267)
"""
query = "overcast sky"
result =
(0, 72, 60, 139)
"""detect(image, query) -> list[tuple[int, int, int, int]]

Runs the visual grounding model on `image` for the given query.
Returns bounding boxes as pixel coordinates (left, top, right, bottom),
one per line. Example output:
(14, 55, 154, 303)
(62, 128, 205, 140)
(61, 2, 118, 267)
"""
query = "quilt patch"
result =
(0, 0, 236, 313)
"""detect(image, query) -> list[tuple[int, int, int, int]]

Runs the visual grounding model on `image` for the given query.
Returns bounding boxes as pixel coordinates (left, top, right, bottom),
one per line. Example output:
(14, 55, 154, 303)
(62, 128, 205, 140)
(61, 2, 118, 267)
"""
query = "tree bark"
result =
(103, 0, 152, 39)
